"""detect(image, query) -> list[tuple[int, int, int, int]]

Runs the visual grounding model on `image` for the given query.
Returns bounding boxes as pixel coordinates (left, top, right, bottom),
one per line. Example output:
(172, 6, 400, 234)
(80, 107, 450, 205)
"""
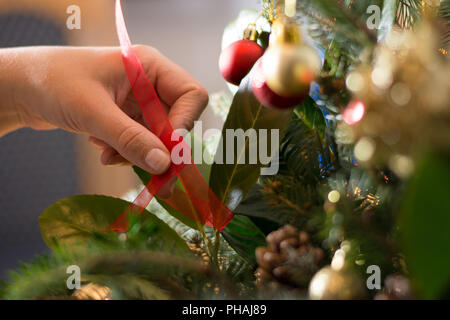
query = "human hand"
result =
(0, 46, 209, 198)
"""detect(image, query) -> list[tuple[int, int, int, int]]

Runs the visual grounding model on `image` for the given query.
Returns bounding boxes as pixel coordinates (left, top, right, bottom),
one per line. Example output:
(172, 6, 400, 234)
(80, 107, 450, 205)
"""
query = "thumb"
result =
(91, 105, 171, 175)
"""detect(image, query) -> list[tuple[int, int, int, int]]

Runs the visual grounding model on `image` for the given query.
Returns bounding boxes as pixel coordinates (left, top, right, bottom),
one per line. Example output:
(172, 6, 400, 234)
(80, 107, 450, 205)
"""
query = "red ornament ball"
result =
(251, 61, 308, 109)
(219, 40, 264, 86)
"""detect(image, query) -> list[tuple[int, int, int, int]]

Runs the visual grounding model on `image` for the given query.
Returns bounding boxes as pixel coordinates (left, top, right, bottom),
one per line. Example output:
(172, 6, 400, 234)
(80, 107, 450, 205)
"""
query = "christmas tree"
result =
(1, 0, 449, 300)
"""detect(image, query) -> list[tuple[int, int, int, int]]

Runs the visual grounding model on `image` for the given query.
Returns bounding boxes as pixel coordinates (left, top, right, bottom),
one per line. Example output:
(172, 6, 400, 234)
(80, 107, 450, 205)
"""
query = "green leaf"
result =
(221, 215, 266, 265)
(400, 152, 450, 299)
(440, 0, 450, 49)
(188, 132, 213, 185)
(133, 166, 200, 231)
(294, 96, 326, 138)
(132, 132, 213, 231)
(209, 73, 293, 211)
(108, 275, 171, 300)
(378, 0, 398, 41)
(39, 195, 188, 253)
(235, 184, 291, 226)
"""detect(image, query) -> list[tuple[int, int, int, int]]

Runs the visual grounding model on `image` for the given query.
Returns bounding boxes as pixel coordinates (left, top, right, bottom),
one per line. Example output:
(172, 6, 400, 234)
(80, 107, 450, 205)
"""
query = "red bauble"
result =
(219, 40, 264, 86)
(251, 61, 308, 109)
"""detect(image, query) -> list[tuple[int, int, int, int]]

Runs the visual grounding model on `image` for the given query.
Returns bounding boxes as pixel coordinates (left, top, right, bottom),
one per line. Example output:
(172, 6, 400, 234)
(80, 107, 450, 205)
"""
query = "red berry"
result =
(251, 61, 308, 109)
(219, 40, 264, 86)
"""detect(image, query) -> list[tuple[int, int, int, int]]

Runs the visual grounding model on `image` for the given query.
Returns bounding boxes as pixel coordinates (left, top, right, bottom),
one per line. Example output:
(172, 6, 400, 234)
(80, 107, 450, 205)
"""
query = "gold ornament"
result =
(308, 266, 366, 300)
(243, 24, 258, 41)
(262, 44, 321, 97)
(338, 20, 450, 175)
(261, 16, 321, 97)
(72, 283, 112, 300)
(308, 246, 366, 300)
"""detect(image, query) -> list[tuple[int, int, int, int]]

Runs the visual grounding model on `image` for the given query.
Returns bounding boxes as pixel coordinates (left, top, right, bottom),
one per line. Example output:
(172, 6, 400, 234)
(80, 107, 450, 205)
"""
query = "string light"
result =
(439, 48, 449, 56)
(354, 137, 376, 162)
(328, 190, 341, 203)
(343, 101, 366, 125)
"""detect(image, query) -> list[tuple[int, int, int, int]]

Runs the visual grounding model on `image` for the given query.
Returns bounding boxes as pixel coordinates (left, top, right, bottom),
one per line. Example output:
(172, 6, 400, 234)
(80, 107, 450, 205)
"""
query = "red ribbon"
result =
(108, 0, 234, 233)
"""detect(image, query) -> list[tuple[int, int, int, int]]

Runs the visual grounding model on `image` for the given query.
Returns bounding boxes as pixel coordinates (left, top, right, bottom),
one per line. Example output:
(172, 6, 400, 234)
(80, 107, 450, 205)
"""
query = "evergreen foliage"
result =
(2, 0, 449, 300)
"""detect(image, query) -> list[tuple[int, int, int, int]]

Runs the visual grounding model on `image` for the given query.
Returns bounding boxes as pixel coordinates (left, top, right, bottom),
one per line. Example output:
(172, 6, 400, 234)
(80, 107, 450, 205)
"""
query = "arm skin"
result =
(0, 46, 209, 198)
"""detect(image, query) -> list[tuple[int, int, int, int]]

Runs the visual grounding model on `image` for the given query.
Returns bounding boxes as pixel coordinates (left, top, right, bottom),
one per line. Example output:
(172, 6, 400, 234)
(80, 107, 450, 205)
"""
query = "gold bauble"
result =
(261, 43, 321, 97)
(269, 15, 301, 46)
(308, 266, 366, 300)
(262, 15, 321, 97)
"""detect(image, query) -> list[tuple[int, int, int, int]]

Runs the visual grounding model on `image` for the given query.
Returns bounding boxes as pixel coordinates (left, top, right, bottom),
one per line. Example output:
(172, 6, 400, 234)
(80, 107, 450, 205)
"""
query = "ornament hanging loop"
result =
(269, 15, 302, 46)
(284, 0, 297, 17)
(243, 23, 259, 41)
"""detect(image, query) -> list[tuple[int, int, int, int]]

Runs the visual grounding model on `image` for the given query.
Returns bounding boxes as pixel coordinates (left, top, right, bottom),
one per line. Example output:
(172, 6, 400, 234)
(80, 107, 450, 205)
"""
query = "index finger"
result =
(135, 45, 209, 131)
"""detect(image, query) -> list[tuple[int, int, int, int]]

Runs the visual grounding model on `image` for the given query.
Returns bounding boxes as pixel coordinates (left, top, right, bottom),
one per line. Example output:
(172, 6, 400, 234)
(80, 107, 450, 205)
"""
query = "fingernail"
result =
(145, 149, 171, 174)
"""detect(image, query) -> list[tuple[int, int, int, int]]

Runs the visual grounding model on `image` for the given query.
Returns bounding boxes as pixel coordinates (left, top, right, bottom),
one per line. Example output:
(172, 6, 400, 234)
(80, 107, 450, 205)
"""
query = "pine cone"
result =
(255, 224, 325, 292)
(374, 275, 414, 300)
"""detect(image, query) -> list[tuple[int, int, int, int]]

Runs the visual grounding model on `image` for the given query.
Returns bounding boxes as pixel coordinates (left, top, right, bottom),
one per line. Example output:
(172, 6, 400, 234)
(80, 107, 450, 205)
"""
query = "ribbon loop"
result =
(109, 0, 234, 233)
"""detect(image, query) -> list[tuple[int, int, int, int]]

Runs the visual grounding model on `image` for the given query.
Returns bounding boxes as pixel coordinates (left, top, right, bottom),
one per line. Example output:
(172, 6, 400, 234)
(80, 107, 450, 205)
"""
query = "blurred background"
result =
(0, 0, 258, 278)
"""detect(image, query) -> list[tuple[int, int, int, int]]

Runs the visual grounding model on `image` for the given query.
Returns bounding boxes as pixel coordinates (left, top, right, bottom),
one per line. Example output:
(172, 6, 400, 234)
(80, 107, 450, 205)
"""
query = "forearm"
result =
(0, 48, 27, 137)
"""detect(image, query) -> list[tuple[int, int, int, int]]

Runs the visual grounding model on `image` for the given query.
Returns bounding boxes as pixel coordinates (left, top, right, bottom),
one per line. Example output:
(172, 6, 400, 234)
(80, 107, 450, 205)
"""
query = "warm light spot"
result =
(328, 190, 341, 203)
(390, 82, 411, 106)
(371, 67, 392, 89)
(389, 154, 415, 178)
(340, 240, 351, 253)
(309, 272, 328, 299)
(343, 101, 366, 125)
(439, 48, 449, 56)
(299, 69, 314, 84)
(346, 71, 364, 92)
(118, 233, 127, 242)
(354, 137, 376, 162)
(331, 249, 346, 271)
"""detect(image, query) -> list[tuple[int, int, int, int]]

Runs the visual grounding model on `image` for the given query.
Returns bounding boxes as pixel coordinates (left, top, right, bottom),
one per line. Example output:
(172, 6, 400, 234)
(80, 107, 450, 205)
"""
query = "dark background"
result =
(0, 13, 79, 279)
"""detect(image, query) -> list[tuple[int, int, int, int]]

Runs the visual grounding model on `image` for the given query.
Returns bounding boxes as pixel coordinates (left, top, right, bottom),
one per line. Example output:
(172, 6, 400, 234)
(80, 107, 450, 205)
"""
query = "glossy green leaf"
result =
(294, 96, 326, 138)
(221, 214, 266, 265)
(400, 153, 450, 299)
(133, 166, 200, 231)
(132, 132, 213, 231)
(234, 184, 290, 226)
(209, 74, 293, 211)
(39, 195, 188, 252)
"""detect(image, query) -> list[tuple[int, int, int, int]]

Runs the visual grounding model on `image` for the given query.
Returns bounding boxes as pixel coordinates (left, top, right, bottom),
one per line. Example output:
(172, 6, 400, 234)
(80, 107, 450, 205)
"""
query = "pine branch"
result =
(440, 0, 450, 49)
(235, 111, 334, 235)
(396, 0, 422, 28)
(296, 0, 378, 46)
